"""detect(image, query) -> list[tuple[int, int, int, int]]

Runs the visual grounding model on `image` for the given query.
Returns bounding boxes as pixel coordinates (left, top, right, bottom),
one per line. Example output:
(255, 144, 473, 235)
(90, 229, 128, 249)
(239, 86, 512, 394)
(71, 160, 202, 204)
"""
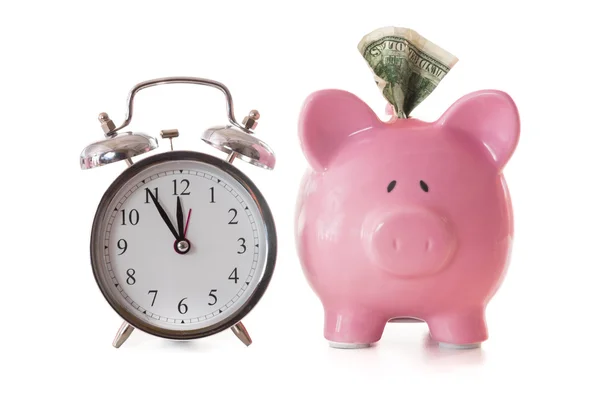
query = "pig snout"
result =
(363, 209, 456, 277)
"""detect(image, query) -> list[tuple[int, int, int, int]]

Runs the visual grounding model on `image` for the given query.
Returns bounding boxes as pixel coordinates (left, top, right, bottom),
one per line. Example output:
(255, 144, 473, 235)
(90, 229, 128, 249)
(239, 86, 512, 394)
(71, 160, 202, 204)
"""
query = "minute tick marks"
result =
(99, 159, 266, 333)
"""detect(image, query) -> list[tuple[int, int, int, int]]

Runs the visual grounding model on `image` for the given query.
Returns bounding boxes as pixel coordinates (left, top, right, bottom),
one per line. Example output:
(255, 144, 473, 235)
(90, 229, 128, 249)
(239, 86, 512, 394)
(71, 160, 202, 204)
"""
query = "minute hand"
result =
(176, 196, 185, 239)
(147, 190, 179, 240)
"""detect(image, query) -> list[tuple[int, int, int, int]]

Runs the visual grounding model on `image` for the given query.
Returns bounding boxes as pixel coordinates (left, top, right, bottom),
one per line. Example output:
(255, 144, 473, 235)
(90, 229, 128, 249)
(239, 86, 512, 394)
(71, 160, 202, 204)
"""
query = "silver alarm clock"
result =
(80, 77, 277, 348)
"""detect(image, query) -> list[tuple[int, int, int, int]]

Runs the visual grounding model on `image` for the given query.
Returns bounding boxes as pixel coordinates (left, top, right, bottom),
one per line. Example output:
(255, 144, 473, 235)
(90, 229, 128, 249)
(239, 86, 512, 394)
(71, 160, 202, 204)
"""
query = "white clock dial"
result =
(91, 154, 274, 337)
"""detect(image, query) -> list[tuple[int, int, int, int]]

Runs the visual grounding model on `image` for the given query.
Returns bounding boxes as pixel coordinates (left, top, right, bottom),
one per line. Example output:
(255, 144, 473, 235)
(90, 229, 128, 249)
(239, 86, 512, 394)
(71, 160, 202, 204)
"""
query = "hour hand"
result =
(147, 189, 179, 240)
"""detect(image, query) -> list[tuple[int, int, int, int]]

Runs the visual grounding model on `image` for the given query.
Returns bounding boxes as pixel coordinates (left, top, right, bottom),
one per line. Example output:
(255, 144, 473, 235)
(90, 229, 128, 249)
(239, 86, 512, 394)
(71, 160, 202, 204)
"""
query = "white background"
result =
(1, 0, 598, 398)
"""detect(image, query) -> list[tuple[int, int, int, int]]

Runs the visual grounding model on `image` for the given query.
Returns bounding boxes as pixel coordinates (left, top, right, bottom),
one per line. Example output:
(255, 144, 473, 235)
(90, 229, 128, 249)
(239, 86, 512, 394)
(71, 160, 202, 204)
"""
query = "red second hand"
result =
(184, 209, 192, 237)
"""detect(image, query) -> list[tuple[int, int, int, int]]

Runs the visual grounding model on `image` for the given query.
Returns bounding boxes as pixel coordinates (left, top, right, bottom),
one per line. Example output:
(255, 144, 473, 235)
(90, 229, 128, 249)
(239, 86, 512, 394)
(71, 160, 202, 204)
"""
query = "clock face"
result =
(91, 152, 275, 339)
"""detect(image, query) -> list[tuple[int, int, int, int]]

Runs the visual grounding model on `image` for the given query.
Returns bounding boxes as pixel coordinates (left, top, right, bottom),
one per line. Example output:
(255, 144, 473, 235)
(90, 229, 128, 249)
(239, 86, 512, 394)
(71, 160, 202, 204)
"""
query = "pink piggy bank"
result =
(295, 89, 520, 348)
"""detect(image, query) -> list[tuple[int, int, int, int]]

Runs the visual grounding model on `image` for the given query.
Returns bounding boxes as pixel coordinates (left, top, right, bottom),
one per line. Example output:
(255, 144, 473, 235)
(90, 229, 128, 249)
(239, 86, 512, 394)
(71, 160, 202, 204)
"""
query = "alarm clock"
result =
(80, 77, 277, 348)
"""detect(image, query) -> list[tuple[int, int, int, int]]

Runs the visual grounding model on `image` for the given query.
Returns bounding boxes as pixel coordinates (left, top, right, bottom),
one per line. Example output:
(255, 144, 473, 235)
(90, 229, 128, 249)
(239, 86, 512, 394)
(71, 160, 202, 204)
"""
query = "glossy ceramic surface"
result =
(295, 89, 520, 347)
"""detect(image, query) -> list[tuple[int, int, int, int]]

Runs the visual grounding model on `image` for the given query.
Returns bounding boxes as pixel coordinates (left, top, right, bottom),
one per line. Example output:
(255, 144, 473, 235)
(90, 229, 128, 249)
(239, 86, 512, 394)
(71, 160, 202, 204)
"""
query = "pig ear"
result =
(439, 90, 520, 171)
(298, 89, 379, 171)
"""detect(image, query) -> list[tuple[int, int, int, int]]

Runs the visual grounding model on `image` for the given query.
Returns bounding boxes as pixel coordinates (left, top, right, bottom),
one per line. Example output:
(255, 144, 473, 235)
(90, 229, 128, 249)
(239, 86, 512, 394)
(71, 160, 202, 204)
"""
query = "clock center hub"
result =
(175, 239, 191, 255)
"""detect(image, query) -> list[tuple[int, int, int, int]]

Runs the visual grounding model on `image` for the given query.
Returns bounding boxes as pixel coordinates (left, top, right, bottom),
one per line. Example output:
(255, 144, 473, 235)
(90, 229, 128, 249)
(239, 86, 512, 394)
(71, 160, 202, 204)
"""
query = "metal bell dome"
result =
(80, 131, 158, 170)
(202, 125, 275, 170)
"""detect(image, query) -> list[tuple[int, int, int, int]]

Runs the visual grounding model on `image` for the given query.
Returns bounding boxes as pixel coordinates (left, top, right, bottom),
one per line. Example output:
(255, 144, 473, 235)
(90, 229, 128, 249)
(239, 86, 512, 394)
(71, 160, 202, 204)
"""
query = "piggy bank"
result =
(295, 89, 520, 348)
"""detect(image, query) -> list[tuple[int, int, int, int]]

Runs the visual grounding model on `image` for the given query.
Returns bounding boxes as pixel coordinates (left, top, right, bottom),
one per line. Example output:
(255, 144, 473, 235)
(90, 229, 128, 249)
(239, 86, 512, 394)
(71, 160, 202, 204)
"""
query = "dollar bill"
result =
(358, 27, 458, 118)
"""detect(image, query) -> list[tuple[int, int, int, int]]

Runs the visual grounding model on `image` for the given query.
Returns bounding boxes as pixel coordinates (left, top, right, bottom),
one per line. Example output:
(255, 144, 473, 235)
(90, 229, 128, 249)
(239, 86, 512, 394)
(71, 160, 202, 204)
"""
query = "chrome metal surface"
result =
(90, 151, 277, 341)
(161, 129, 179, 151)
(231, 321, 252, 346)
(80, 132, 158, 170)
(176, 240, 189, 252)
(113, 321, 135, 348)
(242, 109, 260, 131)
(225, 152, 237, 164)
(202, 126, 275, 170)
(160, 129, 180, 139)
(109, 77, 249, 134)
(99, 112, 117, 136)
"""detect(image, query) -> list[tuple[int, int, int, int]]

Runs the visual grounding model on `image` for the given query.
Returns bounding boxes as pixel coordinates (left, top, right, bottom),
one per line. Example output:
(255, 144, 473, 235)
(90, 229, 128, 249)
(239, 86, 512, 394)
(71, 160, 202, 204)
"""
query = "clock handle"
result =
(105, 77, 250, 137)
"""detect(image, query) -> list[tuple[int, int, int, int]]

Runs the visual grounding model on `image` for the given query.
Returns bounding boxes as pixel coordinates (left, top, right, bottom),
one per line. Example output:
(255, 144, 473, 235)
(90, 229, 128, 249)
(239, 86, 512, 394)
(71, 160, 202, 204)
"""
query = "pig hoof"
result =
(438, 342, 481, 350)
(329, 341, 372, 349)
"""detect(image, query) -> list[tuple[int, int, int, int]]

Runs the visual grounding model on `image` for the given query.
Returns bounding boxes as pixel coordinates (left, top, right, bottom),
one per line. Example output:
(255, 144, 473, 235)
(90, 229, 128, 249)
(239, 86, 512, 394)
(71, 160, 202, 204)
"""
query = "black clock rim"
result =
(90, 150, 277, 341)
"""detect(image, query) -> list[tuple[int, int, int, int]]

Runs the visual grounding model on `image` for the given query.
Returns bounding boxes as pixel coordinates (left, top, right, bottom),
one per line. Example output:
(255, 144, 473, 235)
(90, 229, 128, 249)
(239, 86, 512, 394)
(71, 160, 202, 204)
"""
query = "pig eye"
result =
(420, 180, 429, 193)
(387, 180, 396, 193)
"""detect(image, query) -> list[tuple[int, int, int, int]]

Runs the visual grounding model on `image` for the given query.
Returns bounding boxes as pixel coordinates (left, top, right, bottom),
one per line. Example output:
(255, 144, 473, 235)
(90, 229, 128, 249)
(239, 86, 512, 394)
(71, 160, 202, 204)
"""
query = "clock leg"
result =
(112, 321, 135, 348)
(231, 321, 252, 346)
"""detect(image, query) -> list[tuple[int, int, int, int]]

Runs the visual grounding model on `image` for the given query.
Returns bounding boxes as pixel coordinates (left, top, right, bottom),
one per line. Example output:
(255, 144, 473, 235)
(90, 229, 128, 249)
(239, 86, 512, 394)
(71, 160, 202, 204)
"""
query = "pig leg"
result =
(324, 308, 388, 348)
(426, 308, 488, 348)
